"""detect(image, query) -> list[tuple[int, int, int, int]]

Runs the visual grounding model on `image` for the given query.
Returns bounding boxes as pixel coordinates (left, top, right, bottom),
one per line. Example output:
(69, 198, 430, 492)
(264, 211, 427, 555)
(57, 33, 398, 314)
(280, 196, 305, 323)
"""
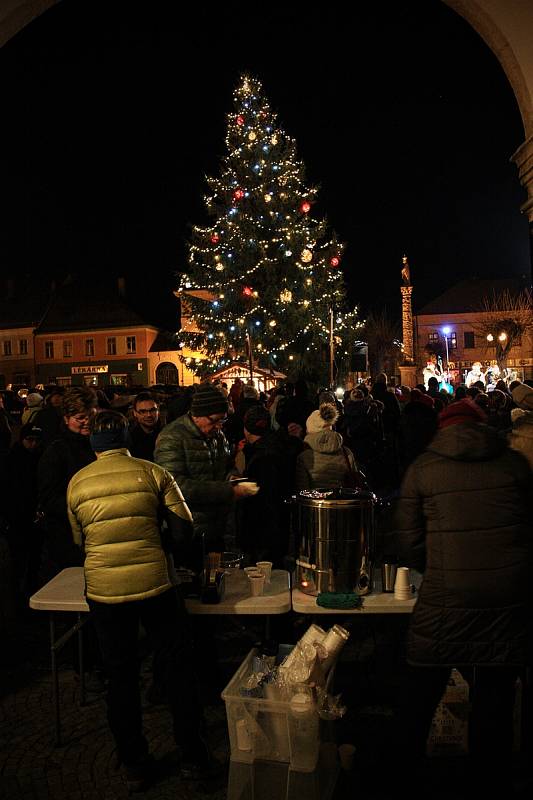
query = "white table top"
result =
(291, 574, 421, 615)
(185, 569, 291, 615)
(29, 567, 291, 616)
(30, 567, 89, 612)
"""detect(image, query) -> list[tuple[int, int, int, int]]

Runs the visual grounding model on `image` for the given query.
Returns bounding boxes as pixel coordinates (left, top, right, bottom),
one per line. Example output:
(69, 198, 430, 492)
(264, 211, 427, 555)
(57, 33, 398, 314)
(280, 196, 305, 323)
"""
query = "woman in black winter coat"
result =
(394, 399, 533, 792)
(37, 387, 97, 573)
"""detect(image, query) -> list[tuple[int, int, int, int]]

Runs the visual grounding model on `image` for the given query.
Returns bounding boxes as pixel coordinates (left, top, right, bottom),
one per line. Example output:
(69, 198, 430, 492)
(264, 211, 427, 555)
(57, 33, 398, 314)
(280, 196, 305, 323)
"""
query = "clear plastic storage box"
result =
(222, 648, 320, 770)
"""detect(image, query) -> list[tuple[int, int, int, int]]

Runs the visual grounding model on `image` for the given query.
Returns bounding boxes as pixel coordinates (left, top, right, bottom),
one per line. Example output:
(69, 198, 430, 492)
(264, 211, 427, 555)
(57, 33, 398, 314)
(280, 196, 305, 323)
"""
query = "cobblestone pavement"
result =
(1, 610, 531, 800)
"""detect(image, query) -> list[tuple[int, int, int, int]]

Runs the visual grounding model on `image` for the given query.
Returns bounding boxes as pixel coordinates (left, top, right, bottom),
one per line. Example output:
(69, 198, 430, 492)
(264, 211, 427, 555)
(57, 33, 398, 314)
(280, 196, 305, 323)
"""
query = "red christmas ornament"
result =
(242, 286, 253, 297)
(236, 115, 245, 126)
(301, 201, 311, 214)
(210, 233, 220, 244)
(234, 188, 245, 201)
(330, 256, 340, 267)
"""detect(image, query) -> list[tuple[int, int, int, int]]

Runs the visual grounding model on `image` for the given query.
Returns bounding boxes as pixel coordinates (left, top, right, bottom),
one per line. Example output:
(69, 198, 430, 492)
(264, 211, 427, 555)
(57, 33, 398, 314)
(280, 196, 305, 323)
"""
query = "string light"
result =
(178, 73, 359, 376)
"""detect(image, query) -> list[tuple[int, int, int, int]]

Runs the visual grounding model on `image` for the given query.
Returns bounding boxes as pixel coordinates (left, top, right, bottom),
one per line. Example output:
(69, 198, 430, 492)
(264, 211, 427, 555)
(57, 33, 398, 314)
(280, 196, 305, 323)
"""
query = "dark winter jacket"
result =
(37, 428, 96, 568)
(236, 431, 292, 566)
(128, 420, 162, 461)
(154, 412, 233, 547)
(396, 422, 533, 667)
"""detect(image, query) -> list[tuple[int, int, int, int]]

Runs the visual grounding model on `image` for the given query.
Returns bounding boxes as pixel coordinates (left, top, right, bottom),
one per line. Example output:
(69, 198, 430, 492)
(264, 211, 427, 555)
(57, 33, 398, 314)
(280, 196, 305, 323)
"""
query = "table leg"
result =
(77, 613, 85, 706)
(50, 614, 61, 746)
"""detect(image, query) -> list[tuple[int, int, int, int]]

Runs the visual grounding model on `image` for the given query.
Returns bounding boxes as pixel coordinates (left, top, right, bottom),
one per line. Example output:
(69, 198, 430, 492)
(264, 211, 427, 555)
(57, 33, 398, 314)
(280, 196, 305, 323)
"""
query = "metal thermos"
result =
(295, 489, 376, 596)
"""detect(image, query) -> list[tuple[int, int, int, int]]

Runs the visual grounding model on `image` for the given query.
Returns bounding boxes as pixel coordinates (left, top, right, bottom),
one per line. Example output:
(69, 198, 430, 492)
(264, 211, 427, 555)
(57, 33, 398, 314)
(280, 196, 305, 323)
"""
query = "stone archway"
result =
(444, 0, 533, 229)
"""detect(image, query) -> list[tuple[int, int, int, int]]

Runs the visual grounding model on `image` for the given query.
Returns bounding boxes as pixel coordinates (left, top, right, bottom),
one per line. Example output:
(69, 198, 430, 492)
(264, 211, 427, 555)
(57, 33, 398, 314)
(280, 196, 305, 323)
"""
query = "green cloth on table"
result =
(317, 592, 362, 609)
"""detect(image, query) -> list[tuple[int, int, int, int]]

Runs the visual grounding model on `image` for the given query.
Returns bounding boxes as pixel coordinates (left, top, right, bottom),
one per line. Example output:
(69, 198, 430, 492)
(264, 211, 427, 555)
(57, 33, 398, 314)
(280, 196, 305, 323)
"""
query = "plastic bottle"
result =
(289, 692, 320, 772)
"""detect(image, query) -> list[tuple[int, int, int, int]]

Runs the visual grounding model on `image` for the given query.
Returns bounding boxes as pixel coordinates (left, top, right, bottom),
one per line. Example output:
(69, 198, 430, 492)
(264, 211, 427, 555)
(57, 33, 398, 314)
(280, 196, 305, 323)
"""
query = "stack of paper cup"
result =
(394, 567, 411, 600)
(256, 561, 272, 584)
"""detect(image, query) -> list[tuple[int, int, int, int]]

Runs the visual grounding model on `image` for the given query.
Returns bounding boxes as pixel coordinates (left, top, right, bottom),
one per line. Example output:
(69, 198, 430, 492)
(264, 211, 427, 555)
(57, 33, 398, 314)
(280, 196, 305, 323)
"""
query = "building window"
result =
(464, 331, 475, 349)
(19, 339, 28, 355)
(56, 377, 72, 387)
(110, 374, 128, 386)
(85, 338, 95, 357)
(449, 332, 457, 350)
(126, 335, 136, 354)
(63, 340, 73, 358)
(45, 341, 54, 359)
(107, 337, 117, 355)
(428, 332, 439, 344)
(3, 341, 12, 356)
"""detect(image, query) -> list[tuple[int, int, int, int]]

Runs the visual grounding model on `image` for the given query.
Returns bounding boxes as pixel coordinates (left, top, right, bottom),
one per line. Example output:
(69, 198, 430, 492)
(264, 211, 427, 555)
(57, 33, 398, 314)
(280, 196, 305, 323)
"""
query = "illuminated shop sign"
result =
(71, 365, 109, 375)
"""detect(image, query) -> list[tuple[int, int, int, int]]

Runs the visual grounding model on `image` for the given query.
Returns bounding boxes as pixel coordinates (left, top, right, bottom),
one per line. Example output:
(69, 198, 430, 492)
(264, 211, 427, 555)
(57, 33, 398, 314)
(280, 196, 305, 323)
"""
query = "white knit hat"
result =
(306, 402, 339, 434)
(26, 392, 43, 408)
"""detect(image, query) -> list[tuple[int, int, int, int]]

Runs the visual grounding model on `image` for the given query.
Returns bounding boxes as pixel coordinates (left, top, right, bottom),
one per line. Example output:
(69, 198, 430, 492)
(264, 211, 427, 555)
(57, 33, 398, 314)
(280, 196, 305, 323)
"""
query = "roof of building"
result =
(149, 331, 178, 352)
(0, 278, 52, 328)
(415, 277, 531, 315)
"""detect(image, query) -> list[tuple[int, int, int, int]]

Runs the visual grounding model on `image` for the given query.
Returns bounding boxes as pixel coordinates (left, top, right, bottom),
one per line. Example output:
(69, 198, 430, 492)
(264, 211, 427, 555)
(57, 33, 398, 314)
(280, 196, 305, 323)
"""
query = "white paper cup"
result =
(256, 561, 272, 583)
(248, 574, 265, 597)
(244, 567, 262, 576)
(338, 743, 356, 771)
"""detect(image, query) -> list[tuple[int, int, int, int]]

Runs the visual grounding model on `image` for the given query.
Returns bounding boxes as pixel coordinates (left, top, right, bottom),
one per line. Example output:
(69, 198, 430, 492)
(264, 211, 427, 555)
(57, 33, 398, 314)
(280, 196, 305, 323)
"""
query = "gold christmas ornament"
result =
(264, 194, 272, 203)
(301, 248, 313, 263)
(280, 289, 293, 303)
(271, 135, 278, 145)
(248, 131, 257, 141)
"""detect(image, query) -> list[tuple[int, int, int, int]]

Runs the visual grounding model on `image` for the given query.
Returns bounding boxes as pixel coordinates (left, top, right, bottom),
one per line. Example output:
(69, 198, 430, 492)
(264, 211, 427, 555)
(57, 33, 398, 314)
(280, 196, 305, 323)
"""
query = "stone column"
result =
(401, 285, 415, 364)
(512, 134, 533, 277)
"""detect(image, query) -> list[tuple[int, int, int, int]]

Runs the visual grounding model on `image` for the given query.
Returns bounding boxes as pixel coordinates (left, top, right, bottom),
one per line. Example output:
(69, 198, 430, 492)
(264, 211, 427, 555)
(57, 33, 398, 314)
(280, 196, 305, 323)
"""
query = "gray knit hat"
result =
(190, 383, 229, 417)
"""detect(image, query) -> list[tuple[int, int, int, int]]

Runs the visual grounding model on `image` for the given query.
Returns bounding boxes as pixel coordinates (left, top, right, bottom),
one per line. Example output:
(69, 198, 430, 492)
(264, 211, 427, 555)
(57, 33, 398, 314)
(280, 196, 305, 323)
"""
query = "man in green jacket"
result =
(67, 410, 210, 792)
(154, 383, 251, 566)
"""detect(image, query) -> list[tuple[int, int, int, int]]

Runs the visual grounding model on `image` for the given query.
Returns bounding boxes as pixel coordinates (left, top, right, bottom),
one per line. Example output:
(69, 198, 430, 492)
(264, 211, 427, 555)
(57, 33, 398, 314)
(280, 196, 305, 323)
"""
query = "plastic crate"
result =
(222, 648, 320, 770)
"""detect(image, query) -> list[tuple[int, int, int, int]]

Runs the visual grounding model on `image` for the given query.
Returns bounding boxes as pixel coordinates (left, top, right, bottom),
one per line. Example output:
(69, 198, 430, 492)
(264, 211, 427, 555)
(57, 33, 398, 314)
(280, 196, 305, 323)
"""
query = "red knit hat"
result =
(438, 398, 487, 429)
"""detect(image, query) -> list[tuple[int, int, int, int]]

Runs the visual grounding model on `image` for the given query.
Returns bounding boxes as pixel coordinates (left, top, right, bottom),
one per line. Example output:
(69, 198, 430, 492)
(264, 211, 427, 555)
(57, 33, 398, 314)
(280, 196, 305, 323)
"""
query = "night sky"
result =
(0, 0, 530, 323)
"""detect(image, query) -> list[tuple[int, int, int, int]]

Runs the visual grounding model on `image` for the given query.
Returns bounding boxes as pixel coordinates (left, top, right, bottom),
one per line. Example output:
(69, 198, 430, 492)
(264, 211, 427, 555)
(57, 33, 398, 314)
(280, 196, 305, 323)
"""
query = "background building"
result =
(414, 278, 533, 384)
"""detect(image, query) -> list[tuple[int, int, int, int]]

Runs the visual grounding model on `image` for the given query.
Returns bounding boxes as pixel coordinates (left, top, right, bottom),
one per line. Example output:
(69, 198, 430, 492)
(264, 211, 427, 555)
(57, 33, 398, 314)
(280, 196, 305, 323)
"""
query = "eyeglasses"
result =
(71, 414, 92, 423)
(136, 407, 158, 415)
(207, 415, 227, 425)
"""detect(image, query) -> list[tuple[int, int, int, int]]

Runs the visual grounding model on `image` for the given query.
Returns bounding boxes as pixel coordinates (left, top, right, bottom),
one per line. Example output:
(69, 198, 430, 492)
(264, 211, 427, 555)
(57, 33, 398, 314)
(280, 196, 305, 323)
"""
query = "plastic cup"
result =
(338, 743, 356, 771)
(381, 563, 397, 593)
(256, 561, 272, 584)
(244, 566, 262, 576)
(248, 573, 265, 597)
(394, 566, 411, 599)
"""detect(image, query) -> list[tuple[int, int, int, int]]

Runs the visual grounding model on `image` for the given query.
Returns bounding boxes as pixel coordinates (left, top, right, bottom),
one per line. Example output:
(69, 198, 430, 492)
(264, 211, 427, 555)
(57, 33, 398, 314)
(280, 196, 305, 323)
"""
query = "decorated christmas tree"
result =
(178, 74, 360, 379)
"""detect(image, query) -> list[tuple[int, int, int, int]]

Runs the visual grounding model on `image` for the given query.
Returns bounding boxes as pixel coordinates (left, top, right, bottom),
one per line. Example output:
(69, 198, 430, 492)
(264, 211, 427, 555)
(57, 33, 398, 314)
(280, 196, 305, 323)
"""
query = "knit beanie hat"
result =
(511, 383, 533, 411)
(90, 426, 130, 452)
(306, 402, 339, 434)
(438, 398, 487, 429)
(26, 392, 43, 408)
(244, 405, 271, 436)
(242, 384, 259, 400)
(190, 383, 229, 417)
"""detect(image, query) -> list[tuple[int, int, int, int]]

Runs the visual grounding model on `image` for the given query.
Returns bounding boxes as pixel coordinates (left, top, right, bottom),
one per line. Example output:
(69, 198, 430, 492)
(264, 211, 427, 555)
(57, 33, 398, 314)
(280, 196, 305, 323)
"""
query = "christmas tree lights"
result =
(177, 74, 361, 376)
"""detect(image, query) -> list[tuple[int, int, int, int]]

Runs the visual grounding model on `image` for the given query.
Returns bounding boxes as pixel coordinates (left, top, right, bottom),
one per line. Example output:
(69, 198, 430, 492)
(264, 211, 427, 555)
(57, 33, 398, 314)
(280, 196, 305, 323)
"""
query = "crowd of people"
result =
(0, 370, 532, 793)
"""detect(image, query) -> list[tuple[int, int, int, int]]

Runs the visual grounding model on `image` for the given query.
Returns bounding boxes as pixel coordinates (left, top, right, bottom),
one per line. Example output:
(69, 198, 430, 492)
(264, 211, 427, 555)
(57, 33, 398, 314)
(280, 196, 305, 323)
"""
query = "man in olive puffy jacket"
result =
(67, 410, 209, 791)
(154, 383, 251, 565)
